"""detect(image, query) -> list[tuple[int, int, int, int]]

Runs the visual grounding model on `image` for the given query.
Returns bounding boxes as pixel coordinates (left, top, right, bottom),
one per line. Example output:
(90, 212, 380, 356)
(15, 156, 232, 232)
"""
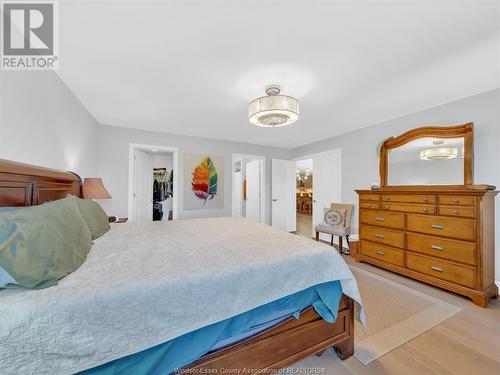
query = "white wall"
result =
(389, 157, 464, 186)
(97, 125, 291, 224)
(0, 71, 99, 177)
(292, 88, 500, 281)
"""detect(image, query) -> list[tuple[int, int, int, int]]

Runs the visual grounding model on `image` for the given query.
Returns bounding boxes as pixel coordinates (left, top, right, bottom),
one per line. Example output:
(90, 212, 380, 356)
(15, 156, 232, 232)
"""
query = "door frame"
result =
(293, 148, 342, 237)
(231, 153, 266, 224)
(128, 143, 179, 222)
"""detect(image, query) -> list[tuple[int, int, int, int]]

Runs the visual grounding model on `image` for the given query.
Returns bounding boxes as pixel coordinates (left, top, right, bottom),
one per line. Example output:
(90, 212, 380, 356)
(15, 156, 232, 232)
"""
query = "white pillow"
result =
(323, 208, 346, 227)
(0, 266, 17, 288)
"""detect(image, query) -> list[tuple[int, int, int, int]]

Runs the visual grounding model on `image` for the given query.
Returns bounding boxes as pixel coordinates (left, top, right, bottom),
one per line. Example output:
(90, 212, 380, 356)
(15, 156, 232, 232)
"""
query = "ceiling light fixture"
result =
(249, 85, 299, 127)
(420, 147, 458, 161)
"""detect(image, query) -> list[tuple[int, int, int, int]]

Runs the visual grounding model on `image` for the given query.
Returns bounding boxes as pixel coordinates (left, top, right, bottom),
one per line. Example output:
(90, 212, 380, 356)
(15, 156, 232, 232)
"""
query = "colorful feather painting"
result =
(191, 157, 218, 203)
(183, 153, 224, 210)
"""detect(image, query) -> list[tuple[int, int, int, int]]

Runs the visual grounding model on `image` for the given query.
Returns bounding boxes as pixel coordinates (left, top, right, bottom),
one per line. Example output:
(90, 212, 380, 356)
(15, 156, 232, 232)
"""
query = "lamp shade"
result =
(249, 85, 299, 127)
(82, 178, 112, 199)
(419, 147, 458, 161)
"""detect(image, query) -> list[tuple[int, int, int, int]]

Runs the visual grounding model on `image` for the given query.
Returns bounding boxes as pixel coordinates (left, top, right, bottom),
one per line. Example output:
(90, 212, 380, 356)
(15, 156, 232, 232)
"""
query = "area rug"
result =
(350, 265, 462, 364)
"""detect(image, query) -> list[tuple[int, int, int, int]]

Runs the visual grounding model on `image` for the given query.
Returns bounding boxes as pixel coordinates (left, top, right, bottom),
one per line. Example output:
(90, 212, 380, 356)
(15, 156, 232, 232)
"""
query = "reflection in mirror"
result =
(388, 137, 464, 185)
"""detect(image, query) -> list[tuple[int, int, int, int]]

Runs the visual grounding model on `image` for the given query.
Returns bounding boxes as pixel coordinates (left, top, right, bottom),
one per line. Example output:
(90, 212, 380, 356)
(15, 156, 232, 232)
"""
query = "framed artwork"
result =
(183, 153, 224, 210)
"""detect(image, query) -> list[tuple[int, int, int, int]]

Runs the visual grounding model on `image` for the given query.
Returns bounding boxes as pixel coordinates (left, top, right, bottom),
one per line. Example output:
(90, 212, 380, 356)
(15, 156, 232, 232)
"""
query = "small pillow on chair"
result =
(323, 208, 346, 227)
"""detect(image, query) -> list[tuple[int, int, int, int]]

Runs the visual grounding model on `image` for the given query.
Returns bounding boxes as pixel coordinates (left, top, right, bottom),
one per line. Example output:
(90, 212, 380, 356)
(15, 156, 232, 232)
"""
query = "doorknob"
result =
(272, 198, 279, 202)
(313, 200, 317, 203)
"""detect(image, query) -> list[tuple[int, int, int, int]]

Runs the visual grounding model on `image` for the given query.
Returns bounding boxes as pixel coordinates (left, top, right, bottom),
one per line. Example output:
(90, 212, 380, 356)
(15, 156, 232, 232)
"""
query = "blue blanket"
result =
(80, 281, 342, 375)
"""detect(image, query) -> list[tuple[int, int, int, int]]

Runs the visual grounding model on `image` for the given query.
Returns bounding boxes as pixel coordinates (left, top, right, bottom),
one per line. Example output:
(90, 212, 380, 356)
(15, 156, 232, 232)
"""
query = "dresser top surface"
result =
(356, 185, 497, 195)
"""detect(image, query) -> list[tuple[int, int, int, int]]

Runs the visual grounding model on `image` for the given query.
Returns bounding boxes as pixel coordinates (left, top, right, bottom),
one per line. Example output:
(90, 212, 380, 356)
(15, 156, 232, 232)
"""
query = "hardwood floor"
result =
(293, 232, 500, 374)
(295, 213, 314, 239)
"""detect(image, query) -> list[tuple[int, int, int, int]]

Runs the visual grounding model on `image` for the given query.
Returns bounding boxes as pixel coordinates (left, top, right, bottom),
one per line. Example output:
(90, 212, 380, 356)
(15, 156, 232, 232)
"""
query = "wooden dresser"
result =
(356, 188, 497, 307)
(355, 124, 498, 307)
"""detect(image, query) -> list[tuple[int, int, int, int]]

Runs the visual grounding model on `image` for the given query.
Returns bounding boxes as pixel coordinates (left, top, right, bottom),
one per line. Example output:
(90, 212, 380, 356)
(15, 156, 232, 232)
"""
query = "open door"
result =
(133, 149, 153, 222)
(272, 159, 296, 231)
(312, 151, 341, 240)
(245, 160, 261, 222)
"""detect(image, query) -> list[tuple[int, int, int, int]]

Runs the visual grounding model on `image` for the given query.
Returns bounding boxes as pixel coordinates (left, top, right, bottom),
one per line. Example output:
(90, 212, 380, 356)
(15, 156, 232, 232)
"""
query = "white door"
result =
(272, 159, 296, 231)
(313, 151, 342, 240)
(133, 149, 153, 222)
(245, 160, 261, 222)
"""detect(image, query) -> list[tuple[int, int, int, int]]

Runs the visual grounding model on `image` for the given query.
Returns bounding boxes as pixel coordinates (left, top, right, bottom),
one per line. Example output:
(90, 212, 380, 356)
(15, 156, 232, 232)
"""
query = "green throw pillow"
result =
(0, 197, 92, 289)
(73, 196, 110, 240)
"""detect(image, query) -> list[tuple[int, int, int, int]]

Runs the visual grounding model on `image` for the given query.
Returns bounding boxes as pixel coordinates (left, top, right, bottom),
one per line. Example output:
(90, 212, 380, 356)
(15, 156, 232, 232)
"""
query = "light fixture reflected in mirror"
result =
(420, 147, 458, 161)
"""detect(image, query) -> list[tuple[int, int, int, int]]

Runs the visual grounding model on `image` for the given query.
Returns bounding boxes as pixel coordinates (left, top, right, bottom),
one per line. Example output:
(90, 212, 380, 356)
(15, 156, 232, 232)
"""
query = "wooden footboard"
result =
(185, 295, 354, 372)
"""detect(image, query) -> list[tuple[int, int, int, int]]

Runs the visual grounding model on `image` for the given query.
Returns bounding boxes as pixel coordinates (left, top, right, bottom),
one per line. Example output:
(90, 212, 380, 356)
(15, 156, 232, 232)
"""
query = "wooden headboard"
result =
(0, 159, 82, 207)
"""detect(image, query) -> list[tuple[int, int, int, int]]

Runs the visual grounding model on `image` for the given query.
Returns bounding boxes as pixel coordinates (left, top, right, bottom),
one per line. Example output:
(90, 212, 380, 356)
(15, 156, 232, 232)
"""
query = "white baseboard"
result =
(496, 280, 500, 289)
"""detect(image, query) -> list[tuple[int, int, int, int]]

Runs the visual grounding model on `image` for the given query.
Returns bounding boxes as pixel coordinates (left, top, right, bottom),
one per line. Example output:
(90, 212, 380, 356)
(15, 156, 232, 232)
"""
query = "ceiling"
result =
(57, 0, 500, 149)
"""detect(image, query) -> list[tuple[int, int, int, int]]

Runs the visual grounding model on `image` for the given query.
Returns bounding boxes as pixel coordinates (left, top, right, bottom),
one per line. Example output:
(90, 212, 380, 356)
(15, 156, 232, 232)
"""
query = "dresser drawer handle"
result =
(384, 205, 390, 209)
(431, 224, 444, 229)
(423, 197, 428, 202)
(384, 196, 390, 201)
(431, 245, 444, 251)
(430, 266, 444, 273)
(453, 199, 459, 203)
(375, 217, 385, 221)
(367, 204, 372, 207)
(453, 210, 459, 215)
(423, 208, 429, 213)
(376, 250, 385, 255)
(375, 234, 385, 238)
(366, 197, 372, 200)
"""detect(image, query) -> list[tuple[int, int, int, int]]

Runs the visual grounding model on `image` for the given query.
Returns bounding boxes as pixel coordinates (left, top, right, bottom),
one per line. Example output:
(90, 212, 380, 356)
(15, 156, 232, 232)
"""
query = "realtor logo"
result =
(1, 1, 59, 70)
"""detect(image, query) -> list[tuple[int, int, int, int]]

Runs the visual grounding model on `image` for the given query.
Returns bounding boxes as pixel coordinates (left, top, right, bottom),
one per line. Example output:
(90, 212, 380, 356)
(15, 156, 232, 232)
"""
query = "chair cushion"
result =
(315, 223, 351, 236)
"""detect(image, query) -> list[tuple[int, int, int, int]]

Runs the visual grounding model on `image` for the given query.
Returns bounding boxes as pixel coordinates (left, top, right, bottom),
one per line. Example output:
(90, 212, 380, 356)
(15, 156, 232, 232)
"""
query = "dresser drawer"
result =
(361, 241, 405, 266)
(381, 203, 436, 215)
(439, 195, 475, 206)
(407, 233, 476, 265)
(359, 193, 380, 202)
(406, 253, 475, 288)
(360, 209, 404, 230)
(438, 205, 475, 218)
(381, 194, 436, 204)
(406, 214, 475, 241)
(360, 202, 380, 209)
(360, 225, 405, 248)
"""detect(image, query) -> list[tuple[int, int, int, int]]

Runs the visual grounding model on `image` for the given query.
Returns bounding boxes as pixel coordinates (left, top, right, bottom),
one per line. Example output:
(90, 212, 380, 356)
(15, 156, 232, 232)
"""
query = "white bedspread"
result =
(0, 217, 364, 374)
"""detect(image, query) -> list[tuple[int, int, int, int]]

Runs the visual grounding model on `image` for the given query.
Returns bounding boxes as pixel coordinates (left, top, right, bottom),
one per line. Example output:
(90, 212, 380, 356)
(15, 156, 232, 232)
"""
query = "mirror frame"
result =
(380, 123, 474, 188)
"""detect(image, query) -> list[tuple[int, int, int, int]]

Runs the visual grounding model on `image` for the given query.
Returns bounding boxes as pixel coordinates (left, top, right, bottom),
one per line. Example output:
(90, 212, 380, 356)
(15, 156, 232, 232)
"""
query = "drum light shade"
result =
(82, 178, 112, 199)
(249, 85, 299, 127)
(419, 147, 458, 161)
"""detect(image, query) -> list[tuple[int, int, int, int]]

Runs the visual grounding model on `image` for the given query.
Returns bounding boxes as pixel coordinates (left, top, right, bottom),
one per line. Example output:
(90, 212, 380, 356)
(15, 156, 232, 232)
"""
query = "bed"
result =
(0, 159, 363, 374)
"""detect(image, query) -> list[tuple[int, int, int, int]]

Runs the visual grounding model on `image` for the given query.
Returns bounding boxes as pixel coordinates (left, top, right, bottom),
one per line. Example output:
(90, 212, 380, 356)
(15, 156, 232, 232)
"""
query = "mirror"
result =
(379, 124, 473, 187)
(388, 137, 465, 185)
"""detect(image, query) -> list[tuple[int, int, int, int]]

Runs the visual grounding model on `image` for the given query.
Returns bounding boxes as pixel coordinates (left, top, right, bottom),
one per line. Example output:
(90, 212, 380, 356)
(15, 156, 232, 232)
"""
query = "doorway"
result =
(295, 159, 313, 238)
(232, 154, 266, 223)
(128, 144, 178, 223)
(152, 152, 174, 221)
(291, 149, 341, 240)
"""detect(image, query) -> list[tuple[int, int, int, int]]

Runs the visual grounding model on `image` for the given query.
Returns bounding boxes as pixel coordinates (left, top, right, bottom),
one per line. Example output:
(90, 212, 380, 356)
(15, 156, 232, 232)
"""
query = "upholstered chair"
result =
(315, 203, 354, 254)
